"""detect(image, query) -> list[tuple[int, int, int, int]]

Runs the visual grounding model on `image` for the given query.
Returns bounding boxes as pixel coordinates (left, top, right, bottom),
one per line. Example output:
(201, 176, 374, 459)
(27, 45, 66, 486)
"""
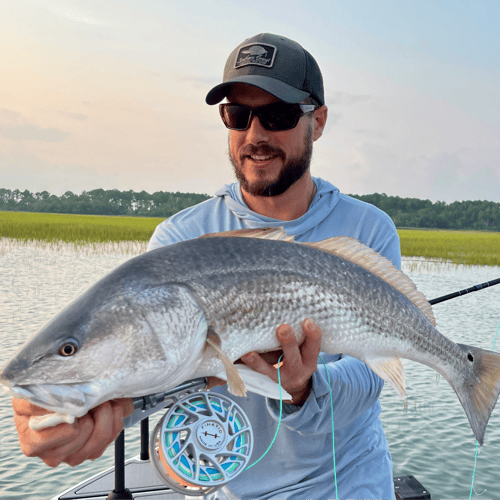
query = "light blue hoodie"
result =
(129, 178, 400, 500)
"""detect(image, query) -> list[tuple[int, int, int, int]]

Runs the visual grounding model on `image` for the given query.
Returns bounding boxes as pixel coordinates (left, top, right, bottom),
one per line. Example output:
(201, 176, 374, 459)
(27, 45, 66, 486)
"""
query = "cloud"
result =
(0, 109, 22, 122)
(62, 11, 108, 26)
(57, 111, 88, 121)
(353, 129, 387, 139)
(179, 75, 224, 89)
(0, 108, 68, 141)
(422, 154, 500, 203)
(42, 1, 112, 27)
(0, 124, 68, 142)
(326, 91, 371, 106)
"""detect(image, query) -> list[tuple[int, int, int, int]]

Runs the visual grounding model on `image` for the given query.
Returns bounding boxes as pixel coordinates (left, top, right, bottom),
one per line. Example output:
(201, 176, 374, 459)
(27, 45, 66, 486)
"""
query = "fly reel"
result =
(149, 391, 253, 496)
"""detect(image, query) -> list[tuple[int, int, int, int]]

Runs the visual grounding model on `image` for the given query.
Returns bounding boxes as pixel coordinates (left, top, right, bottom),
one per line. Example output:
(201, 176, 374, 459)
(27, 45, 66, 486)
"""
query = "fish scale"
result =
(1, 231, 500, 444)
(184, 239, 453, 373)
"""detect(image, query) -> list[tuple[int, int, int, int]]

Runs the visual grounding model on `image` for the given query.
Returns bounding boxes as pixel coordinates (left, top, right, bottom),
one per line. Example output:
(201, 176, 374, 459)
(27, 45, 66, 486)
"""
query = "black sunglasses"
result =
(219, 102, 317, 131)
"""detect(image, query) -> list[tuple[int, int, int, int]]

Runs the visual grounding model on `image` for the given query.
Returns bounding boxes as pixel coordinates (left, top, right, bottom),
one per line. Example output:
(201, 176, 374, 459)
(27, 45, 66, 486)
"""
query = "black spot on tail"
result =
(468, 353, 474, 362)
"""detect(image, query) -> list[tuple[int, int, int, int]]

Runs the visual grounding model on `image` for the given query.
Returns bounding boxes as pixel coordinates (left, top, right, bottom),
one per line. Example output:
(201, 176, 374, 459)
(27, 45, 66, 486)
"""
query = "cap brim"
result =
(205, 75, 310, 105)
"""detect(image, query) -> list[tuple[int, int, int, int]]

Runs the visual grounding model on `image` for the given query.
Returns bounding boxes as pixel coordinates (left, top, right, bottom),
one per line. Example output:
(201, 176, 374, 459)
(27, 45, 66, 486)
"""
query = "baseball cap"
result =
(206, 33, 324, 106)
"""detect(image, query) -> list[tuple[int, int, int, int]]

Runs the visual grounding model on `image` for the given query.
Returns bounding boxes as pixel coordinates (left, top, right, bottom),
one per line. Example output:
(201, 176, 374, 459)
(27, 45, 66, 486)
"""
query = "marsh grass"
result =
(1, 212, 499, 266)
(0, 237, 148, 256)
(0, 212, 161, 243)
(398, 229, 500, 267)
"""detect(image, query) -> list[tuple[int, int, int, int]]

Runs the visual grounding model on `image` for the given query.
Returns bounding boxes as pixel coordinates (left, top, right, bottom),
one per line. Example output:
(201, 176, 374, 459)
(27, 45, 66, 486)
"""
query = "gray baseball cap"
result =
(206, 33, 324, 106)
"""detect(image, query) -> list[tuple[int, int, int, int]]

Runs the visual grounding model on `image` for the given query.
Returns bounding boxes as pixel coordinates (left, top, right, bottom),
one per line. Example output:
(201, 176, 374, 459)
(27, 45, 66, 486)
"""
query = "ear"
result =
(312, 105, 328, 142)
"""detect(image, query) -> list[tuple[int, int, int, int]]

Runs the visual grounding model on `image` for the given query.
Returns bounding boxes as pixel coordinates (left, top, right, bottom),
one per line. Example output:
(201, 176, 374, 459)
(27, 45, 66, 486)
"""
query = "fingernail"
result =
(278, 325, 293, 338)
(304, 318, 316, 329)
(242, 353, 255, 362)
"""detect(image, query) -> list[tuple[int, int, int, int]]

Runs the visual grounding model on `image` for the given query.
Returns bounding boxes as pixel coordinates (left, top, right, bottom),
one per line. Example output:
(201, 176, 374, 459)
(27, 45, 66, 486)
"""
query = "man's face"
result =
(226, 85, 314, 197)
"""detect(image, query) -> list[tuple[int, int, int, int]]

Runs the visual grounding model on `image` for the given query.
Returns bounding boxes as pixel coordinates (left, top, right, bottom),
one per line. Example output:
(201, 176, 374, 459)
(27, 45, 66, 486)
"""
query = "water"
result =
(0, 241, 499, 499)
(382, 259, 500, 499)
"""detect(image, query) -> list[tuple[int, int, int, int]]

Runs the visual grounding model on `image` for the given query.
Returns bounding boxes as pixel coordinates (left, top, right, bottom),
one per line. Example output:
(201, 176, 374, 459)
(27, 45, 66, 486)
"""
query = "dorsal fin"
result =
(200, 227, 295, 241)
(305, 237, 436, 326)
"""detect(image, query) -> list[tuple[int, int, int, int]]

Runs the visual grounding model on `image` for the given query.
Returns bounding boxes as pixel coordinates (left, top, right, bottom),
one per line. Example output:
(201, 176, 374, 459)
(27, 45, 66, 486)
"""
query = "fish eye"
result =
(58, 341, 78, 357)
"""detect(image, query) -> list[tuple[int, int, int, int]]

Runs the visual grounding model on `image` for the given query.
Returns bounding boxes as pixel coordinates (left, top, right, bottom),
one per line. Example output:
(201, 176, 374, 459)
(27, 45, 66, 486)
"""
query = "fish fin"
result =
(205, 331, 247, 397)
(29, 412, 75, 431)
(216, 365, 293, 401)
(200, 227, 295, 242)
(306, 237, 436, 327)
(365, 356, 406, 397)
(451, 344, 500, 446)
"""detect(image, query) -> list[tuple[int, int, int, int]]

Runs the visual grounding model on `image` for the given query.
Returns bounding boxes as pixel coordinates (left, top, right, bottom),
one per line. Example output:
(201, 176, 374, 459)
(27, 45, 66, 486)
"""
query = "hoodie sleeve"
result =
(265, 355, 384, 434)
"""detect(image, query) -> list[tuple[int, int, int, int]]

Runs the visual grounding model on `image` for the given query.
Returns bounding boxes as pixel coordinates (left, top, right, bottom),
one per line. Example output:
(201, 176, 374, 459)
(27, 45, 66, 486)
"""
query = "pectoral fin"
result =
(215, 364, 292, 401)
(205, 332, 247, 397)
(365, 356, 406, 397)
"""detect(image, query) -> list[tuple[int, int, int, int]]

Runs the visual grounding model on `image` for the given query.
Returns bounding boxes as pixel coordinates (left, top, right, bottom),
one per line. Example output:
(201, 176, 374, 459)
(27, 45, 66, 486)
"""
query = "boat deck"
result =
(54, 457, 183, 500)
(53, 456, 430, 500)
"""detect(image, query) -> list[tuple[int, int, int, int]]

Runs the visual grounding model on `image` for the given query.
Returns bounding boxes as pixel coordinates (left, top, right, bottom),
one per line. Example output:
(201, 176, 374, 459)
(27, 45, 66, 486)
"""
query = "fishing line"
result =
(243, 355, 284, 471)
(469, 318, 500, 500)
(319, 354, 339, 500)
(244, 355, 339, 500)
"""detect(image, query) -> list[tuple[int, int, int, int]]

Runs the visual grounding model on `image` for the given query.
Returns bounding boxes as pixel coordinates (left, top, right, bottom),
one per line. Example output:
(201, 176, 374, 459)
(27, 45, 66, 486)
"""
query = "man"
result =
(12, 34, 400, 499)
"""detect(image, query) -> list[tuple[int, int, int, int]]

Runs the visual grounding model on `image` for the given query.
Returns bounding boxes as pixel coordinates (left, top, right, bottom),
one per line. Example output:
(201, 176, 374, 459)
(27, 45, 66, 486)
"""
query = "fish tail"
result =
(452, 344, 500, 446)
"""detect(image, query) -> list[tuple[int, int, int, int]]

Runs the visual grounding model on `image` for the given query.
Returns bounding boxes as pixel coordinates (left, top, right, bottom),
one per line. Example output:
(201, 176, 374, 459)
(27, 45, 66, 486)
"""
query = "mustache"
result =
(239, 144, 285, 160)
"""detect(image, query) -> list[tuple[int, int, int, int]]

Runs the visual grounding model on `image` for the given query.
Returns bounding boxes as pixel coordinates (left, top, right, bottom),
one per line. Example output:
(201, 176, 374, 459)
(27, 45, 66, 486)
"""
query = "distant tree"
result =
(348, 193, 499, 231)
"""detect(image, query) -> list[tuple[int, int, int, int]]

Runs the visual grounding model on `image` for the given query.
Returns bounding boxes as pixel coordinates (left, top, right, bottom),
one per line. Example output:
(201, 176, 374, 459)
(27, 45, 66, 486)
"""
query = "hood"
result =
(214, 178, 341, 240)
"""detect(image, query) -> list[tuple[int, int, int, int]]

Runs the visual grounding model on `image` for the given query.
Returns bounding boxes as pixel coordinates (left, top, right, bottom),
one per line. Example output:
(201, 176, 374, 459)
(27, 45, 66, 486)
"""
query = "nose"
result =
(245, 114, 271, 144)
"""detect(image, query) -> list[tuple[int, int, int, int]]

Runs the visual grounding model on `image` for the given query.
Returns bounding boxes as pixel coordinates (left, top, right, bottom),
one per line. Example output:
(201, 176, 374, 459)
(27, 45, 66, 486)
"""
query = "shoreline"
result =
(1, 213, 499, 266)
(1, 235, 499, 269)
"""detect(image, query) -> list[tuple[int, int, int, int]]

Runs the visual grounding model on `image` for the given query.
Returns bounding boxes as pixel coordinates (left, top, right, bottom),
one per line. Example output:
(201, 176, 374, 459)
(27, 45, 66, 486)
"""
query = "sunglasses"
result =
(219, 102, 317, 131)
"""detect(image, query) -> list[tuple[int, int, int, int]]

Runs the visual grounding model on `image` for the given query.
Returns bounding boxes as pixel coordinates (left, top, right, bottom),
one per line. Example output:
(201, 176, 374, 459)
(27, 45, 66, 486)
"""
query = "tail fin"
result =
(453, 344, 500, 445)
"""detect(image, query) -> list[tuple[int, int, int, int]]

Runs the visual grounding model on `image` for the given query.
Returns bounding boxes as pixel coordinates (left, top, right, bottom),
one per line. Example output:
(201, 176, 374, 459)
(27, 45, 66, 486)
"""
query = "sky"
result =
(1, 0, 499, 203)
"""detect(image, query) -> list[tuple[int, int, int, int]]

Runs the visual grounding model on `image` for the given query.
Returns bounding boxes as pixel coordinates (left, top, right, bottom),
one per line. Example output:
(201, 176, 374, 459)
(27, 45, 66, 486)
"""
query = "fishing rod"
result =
(429, 278, 500, 305)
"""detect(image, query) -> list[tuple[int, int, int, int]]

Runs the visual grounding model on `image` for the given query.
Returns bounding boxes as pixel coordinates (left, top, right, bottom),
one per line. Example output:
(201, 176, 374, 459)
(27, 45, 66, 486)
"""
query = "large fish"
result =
(2, 229, 500, 445)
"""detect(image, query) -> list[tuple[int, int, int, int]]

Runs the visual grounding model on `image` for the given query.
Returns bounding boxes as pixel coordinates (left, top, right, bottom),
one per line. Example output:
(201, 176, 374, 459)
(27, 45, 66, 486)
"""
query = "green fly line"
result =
(240, 312, 499, 498)
(243, 355, 285, 471)
(243, 354, 339, 500)
(469, 318, 500, 499)
(319, 354, 339, 500)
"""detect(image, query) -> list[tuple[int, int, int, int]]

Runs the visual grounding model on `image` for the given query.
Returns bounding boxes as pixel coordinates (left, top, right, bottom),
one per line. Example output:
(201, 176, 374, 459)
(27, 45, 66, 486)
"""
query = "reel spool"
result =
(150, 391, 253, 496)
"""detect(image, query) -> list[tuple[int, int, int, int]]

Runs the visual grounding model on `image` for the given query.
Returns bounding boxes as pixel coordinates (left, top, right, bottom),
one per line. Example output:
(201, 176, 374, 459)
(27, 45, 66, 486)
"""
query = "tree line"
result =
(0, 188, 210, 219)
(349, 193, 500, 231)
(0, 188, 499, 231)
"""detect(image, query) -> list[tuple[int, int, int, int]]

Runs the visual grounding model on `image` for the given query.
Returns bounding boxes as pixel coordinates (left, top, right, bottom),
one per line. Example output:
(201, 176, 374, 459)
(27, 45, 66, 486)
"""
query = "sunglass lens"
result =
(260, 104, 298, 131)
(222, 105, 251, 130)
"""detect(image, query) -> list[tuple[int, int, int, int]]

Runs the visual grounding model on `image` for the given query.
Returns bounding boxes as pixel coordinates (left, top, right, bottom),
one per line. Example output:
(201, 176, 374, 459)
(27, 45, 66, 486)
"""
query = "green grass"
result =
(0, 211, 162, 244)
(398, 229, 500, 267)
(1, 212, 499, 266)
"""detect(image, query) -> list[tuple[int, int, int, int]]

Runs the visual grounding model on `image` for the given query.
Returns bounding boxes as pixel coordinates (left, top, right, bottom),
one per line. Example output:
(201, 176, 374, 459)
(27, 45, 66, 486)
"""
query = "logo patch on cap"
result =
(235, 43, 277, 69)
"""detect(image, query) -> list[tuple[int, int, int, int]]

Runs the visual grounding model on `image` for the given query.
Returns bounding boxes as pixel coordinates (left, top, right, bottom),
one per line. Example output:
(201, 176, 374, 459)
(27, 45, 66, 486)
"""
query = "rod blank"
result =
(429, 278, 500, 305)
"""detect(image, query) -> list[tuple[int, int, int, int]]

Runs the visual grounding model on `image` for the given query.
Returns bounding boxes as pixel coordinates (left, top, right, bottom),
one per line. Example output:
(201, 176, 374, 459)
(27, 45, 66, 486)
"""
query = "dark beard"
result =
(228, 126, 313, 197)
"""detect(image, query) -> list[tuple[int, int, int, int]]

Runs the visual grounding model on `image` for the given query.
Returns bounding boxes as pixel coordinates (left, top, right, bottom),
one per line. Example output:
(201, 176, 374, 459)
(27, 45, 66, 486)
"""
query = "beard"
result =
(228, 125, 313, 197)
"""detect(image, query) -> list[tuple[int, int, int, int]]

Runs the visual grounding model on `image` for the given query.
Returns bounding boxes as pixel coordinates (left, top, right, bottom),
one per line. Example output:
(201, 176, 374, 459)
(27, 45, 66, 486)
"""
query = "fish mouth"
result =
(3, 381, 101, 418)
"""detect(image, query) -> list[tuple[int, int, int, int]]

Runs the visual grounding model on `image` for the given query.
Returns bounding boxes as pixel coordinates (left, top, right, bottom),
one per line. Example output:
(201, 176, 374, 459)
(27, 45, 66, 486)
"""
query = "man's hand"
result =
(241, 318, 322, 405)
(12, 397, 135, 467)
